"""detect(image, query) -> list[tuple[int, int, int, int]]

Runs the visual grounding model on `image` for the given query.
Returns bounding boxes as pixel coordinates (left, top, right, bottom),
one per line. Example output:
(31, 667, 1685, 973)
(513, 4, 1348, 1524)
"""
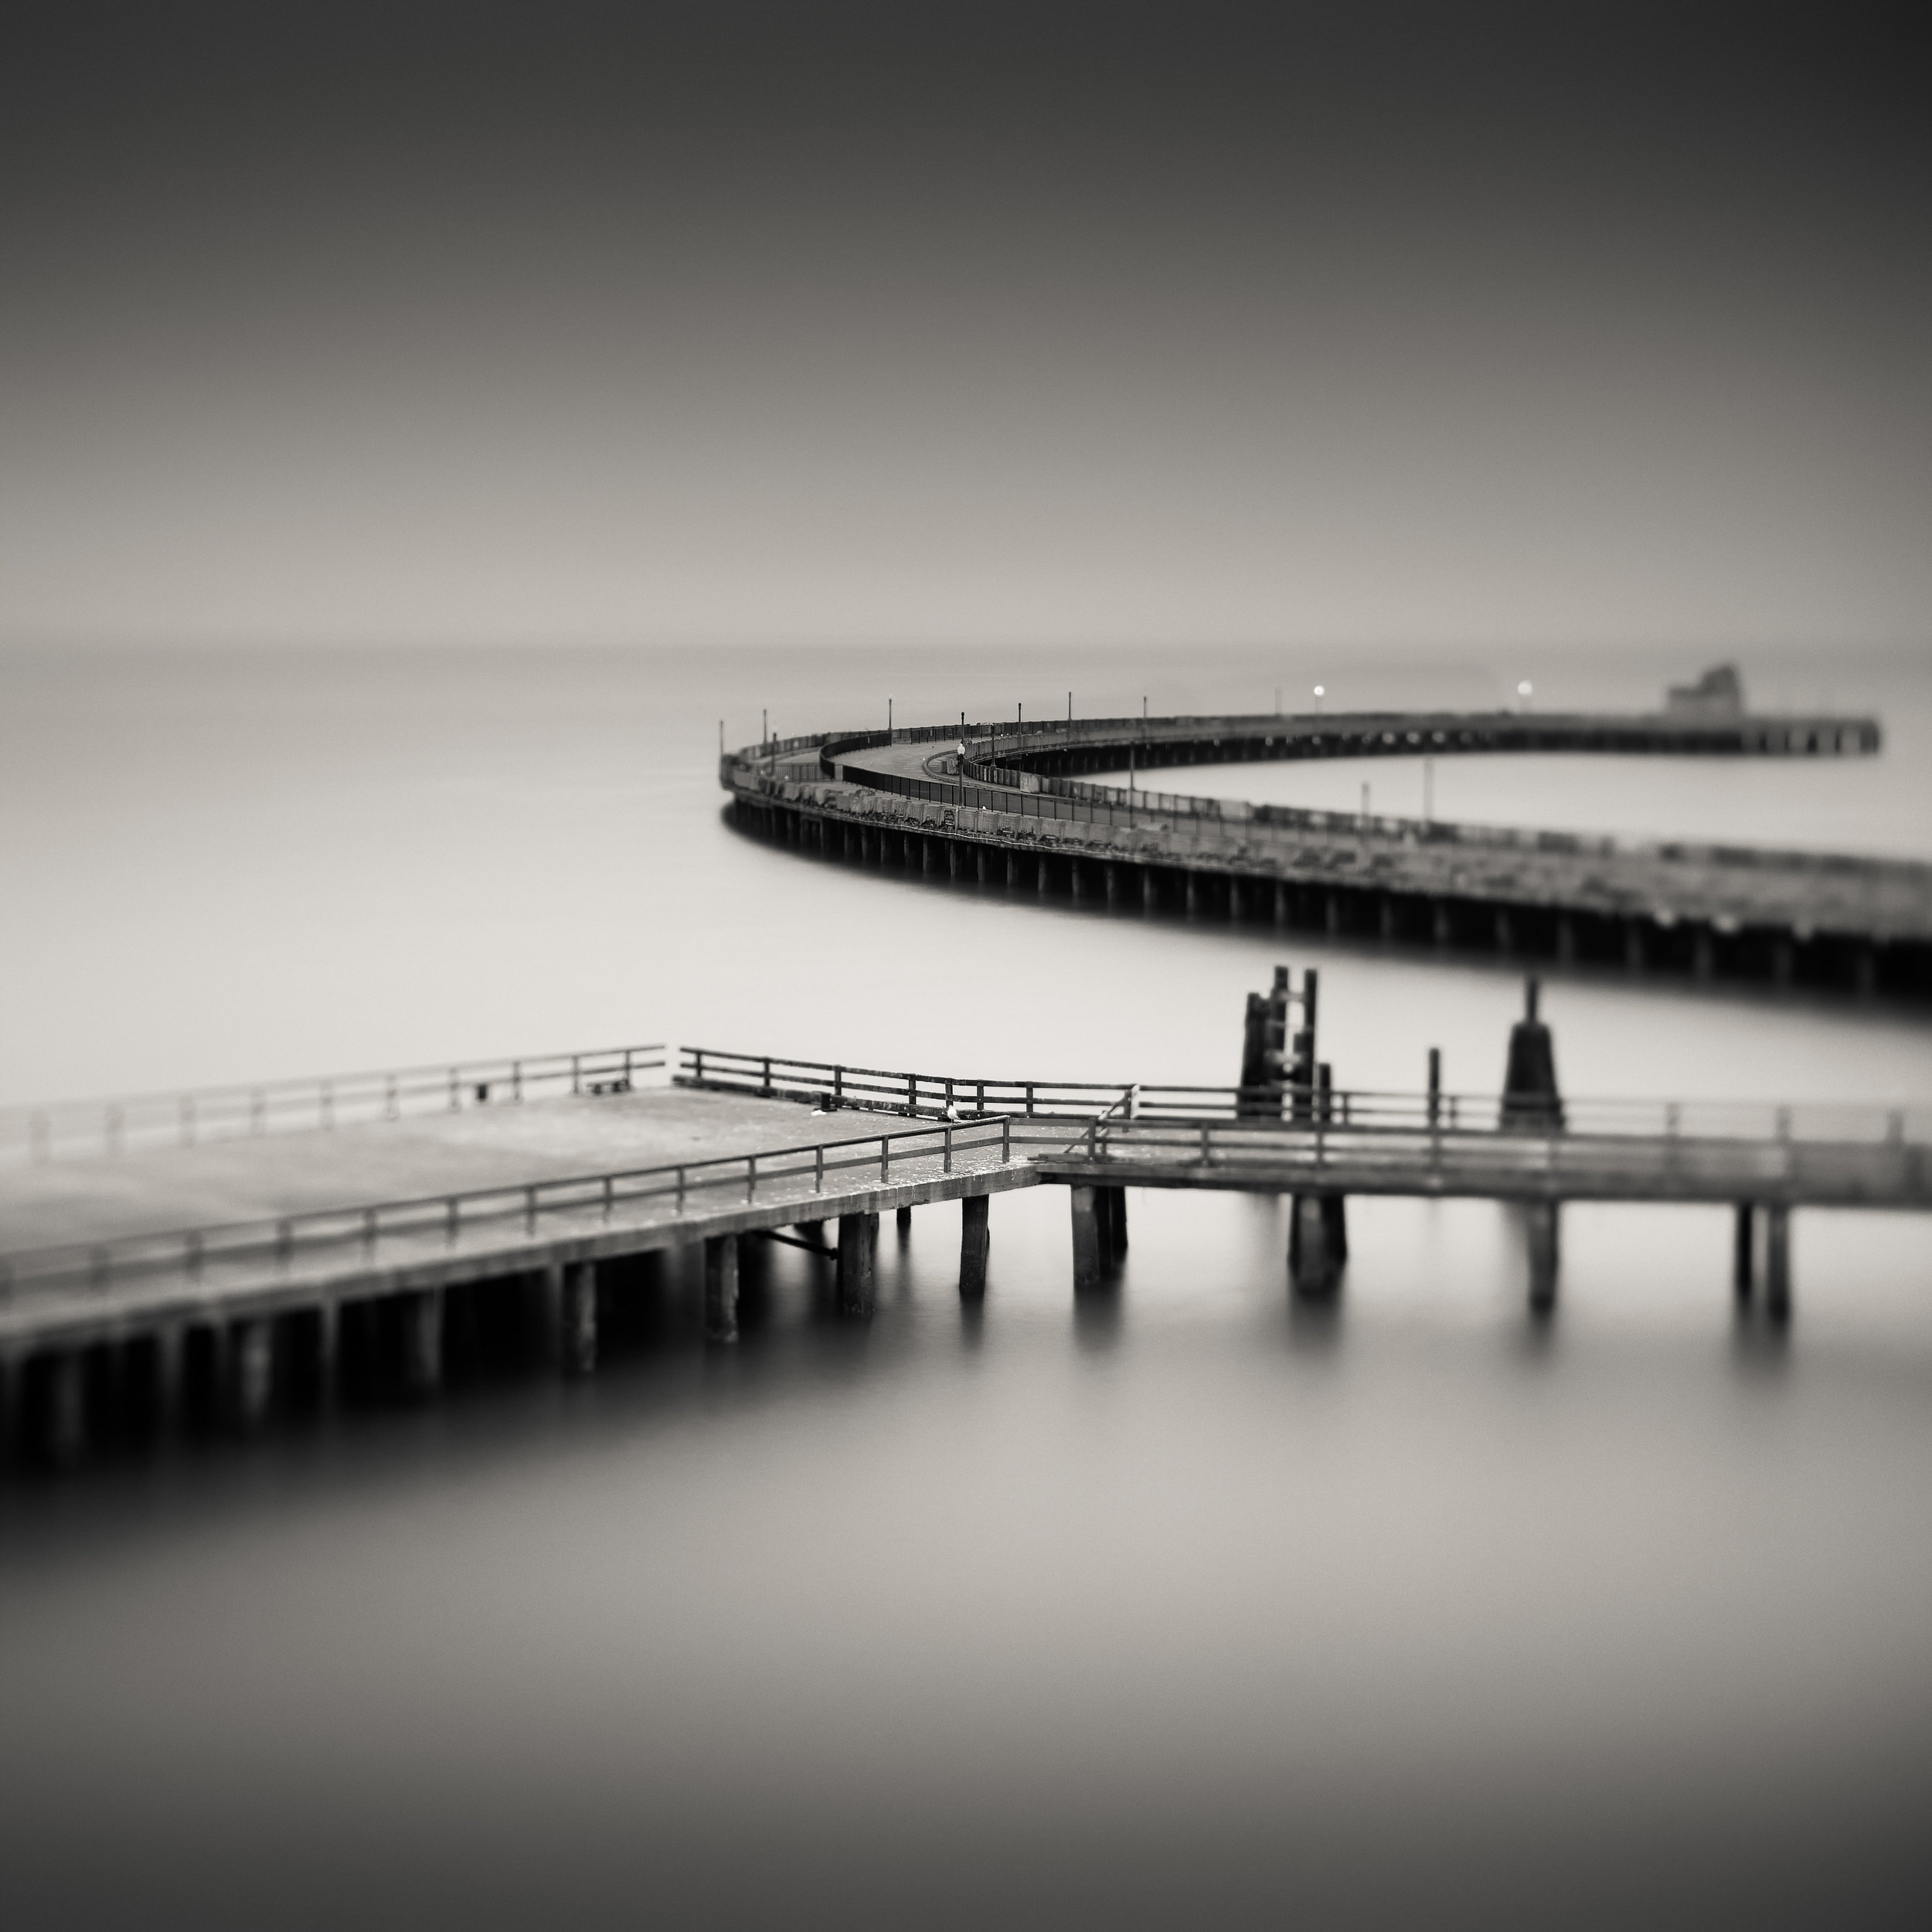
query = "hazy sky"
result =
(3, 2, 1926, 650)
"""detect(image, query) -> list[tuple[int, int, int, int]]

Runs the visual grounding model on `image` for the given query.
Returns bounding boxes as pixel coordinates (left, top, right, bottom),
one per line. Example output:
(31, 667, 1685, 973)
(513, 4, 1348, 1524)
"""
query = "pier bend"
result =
(721, 706, 1932, 1001)
(2, 1039, 1927, 1471)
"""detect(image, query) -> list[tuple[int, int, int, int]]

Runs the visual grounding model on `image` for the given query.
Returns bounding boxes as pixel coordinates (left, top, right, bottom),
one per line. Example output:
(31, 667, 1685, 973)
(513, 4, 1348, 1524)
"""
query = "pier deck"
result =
(2, 1042, 1927, 1464)
(724, 709, 1932, 997)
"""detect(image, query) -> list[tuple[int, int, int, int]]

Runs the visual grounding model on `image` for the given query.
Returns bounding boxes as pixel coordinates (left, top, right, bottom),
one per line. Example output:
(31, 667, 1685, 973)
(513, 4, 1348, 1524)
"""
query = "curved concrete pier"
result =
(723, 708, 1930, 999)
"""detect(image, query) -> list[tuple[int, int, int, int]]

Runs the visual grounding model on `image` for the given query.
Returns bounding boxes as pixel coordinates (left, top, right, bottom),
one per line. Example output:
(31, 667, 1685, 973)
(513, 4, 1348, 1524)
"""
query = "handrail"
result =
(1, 1043, 668, 1167)
(675, 1046, 1930, 1147)
(736, 707, 1910, 883)
(0, 1113, 1027, 1298)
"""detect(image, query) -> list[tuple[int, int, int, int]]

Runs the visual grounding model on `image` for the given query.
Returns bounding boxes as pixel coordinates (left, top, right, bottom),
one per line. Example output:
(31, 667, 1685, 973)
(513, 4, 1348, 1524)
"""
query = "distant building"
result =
(1666, 663, 1744, 716)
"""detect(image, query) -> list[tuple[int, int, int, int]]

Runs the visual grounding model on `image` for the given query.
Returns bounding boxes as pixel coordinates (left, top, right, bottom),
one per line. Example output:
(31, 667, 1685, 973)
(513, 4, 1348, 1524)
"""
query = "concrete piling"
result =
(314, 1301, 338, 1409)
(561, 1261, 598, 1372)
(837, 1212, 878, 1316)
(402, 1289, 444, 1397)
(1733, 1203, 1755, 1302)
(960, 1194, 991, 1298)
(230, 1318, 275, 1430)
(896, 1204, 913, 1238)
(1144, 868, 1159, 911)
(704, 1235, 740, 1343)
(153, 1322, 185, 1436)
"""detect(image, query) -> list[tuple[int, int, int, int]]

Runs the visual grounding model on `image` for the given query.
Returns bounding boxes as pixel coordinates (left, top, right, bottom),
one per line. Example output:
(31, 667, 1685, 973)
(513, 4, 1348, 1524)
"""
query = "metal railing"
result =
(676, 1047, 1932, 1148)
(733, 709, 1907, 882)
(0, 1113, 1024, 1301)
(1, 1043, 668, 1167)
(1048, 1114, 1932, 1206)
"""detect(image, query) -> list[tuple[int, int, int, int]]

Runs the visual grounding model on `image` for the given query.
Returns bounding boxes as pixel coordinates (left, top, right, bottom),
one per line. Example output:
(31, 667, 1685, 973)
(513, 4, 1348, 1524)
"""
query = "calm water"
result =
(2, 640, 1930, 1926)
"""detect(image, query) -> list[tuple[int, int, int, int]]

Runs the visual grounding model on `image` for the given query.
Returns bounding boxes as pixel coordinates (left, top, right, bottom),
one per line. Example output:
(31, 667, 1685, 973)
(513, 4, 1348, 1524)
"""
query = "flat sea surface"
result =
(2, 640, 1930, 1926)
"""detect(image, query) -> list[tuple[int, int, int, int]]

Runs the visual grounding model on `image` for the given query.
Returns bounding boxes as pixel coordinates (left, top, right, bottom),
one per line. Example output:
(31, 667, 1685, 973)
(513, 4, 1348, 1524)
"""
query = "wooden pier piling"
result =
(838, 1212, 878, 1316)
(1288, 1193, 1342, 1298)
(1526, 1202, 1560, 1314)
(1766, 1206, 1792, 1323)
(960, 1194, 990, 1298)
(1070, 1185, 1104, 1291)
(704, 1235, 740, 1343)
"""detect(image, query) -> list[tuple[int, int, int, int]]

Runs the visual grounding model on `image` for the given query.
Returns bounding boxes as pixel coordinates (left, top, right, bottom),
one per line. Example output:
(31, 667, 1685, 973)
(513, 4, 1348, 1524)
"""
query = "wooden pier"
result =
(723, 707, 1931, 999)
(2, 1038, 1927, 1471)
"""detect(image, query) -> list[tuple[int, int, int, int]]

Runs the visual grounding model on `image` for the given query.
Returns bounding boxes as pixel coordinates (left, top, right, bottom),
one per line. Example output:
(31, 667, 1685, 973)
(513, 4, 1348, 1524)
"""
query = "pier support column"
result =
(1070, 860, 1084, 900)
(1526, 1202, 1560, 1315)
(977, 849, 990, 883)
(1145, 868, 1160, 912)
(1495, 908, 1515, 954)
(1185, 874, 1200, 917)
(1070, 1185, 1104, 1292)
(1855, 946, 1877, 1000)
(1624, 921, 1646, 974)
(314, 1301, 339, 1410)
(1036, 856, 1050, 895)
(1274, 880, 1288, 926)
(153, 1322, 185, 1437)
(1557, 916, 1577, 965)
(960, 1194, 991, 1299)
(1771, 937, 1794, 988)
(42, 1351, 87, 1468)
(1095, 1185, 1128, 1260)
(704, 1235, 740, 1344)
(1433, 900, 1453, 947)
(1693, 927, 1716, 981)
(1733, 1204, 1755, 1303)
(896, 1205, 913, 1239)
(1288, 1194, 1342, 1298)
(1765, 1206, 1791, 1324)
(402, 1289, 444, 1398)
(1105, 862, 1121, 907)
(838, 1212, 878, 1316)
(1229, 879, 1244, 920)
(561, 1261, 598, 1373)
(1379, 895, 1397, 940)
(230, 1318, 275, 1430)
(1325, 892, 1342, 935)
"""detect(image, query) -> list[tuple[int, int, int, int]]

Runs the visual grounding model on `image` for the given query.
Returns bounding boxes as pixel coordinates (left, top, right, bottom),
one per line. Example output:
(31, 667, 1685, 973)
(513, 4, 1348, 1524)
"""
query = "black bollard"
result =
(1502, 978, 1563, 1130)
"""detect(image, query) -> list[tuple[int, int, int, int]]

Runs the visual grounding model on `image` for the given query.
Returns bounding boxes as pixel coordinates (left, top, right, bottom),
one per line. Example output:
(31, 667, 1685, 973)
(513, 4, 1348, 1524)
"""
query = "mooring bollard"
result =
(1502, 978, 1563, 1129)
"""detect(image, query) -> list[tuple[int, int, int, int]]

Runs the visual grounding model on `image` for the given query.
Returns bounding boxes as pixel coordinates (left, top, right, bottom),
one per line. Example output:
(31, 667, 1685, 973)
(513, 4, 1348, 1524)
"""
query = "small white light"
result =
(1313, 685, 1325, 697)
(1517, 681, 1532, 696)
